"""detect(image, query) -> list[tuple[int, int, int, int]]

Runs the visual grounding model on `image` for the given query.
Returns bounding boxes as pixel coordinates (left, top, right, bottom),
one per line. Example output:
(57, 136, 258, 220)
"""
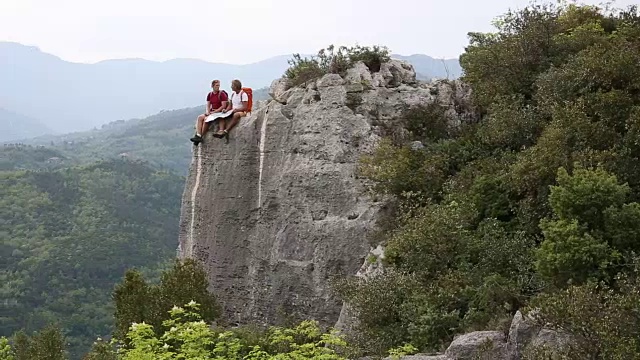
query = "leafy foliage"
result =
(112, 259, 221, 343)
(524, 260, 640, 359)
(0, 325, 67, 360)
(535, 165, 640, 288)
(85, 301, 348, 360)
(341, 1, 640, 357)
(285, 45, 390, 86)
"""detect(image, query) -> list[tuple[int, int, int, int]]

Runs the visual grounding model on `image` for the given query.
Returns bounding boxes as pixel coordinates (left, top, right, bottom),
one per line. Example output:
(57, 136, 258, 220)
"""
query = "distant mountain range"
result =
(0, 107, 53, 142)
(0, 41, 462, 139)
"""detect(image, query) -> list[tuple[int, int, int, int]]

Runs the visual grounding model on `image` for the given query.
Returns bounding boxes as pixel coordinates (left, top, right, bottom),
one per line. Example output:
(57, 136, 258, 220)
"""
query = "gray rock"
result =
(373, 60, 417, 88)
(177, 61, 475, 328)
(383, 355, 449, 360)
(507, 310, 542, 359)
(269, 77, 293, 104)
(334, 245, 386, 334)
(410, 141, 425, 150)
(345, 62, 374, 89)
(317, 73, 345, 87)
(445, 331, 507, 360)
(528, 328, 573, 350)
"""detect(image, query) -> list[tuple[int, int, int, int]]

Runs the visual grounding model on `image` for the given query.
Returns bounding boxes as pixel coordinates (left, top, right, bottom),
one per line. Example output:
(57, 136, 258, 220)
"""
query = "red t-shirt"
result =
(206, 90, 229, 111)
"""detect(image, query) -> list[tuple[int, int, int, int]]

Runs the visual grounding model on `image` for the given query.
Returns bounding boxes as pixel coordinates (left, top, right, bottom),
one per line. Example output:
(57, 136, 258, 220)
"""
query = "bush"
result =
(524, 260, 640, 359)
(336, 201, 538, 355)
(403, 103, 452, 143)
(0, 337, 14, 360)
(4, 325, 67, 360)
(284, 44, 390, 86)
(115, 301, 348, 360)
(112, 259, 221, 343)
(535, 165, 640, 288)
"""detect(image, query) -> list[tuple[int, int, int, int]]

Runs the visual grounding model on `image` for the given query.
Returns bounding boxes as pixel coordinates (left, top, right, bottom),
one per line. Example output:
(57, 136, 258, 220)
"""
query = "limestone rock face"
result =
(177, 60, 470, 326)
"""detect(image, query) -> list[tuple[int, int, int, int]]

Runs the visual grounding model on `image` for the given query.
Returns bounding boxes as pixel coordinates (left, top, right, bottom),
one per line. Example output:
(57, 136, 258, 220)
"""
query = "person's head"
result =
(211, 80, 221, 92)
(231, 79, 242, 92)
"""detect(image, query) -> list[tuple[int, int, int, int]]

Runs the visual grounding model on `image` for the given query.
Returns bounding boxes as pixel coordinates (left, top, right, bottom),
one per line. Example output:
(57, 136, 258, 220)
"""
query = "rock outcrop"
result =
(385, 310, 573, 360)
(177, 60, 470, 327)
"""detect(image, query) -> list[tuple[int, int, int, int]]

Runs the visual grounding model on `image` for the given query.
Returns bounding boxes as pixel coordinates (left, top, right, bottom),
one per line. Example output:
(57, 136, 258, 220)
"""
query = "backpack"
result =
(218, 90, 228, 102)
(231, 88, 253, 114)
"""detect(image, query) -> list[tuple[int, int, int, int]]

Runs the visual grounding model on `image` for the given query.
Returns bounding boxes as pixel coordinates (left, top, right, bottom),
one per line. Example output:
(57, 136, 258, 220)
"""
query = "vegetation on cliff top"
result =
(284, 44, 391, 86)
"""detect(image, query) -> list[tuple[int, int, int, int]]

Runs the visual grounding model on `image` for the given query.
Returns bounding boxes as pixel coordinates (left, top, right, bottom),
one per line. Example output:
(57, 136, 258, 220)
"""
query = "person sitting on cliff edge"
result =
(190, 79, 229, 145)
(213, 79, 251, 139)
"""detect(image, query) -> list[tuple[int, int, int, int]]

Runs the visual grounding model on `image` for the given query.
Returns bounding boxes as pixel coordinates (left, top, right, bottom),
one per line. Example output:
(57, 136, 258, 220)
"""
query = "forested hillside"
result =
(1, 145, 73, 171)
(340, 2, 640, 358)
(0, 159, 184, 358)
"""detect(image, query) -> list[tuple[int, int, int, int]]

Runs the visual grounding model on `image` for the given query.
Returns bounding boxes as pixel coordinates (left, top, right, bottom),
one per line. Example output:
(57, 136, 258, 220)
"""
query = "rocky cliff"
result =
(177, 60, 471, 327)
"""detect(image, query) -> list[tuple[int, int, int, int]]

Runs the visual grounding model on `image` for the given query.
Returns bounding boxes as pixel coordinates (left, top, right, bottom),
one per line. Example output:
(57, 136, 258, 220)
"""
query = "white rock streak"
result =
(258, 115, 268, 208)
(186, 145, 202, 258)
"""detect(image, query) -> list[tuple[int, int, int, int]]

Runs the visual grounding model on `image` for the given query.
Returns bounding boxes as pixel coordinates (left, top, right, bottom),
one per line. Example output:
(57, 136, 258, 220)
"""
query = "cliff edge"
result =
(177, 60, 471, 327)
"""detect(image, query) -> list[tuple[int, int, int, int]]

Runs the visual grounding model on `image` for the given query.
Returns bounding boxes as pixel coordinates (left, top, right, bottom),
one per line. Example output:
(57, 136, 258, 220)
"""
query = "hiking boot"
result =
(190, 135, 203, 144)
(212, 130, 224, 138)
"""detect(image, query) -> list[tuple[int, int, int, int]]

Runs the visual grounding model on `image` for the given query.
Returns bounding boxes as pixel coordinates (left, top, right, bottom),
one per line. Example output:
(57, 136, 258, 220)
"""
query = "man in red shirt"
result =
(190, 79, 229, 145)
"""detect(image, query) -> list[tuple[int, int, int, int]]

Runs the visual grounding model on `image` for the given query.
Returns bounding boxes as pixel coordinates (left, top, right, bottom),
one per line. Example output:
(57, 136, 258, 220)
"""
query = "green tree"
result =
(113, 271, 152, 341)
(343, 1, 640, 356)
(82, 339, 117, 360)
(9, 326, 67, 360)
(525, 260, 640, 359)
(536, 166, 640, 288)
(113, 259, 221, 345)
(0, 158, 184, 358)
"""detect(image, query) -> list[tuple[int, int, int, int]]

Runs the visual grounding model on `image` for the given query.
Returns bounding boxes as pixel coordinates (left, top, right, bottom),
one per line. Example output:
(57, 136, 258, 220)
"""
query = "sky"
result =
(0, 0, 637, 65)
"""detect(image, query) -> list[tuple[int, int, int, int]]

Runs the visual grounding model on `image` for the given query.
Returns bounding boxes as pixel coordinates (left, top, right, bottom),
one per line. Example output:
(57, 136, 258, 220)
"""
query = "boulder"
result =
(507, 310, 542, 359)
(445, 331, 508, 360)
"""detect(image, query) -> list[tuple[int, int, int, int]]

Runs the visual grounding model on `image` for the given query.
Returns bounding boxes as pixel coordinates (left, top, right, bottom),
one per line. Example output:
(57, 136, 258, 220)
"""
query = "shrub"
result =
(6, 325, 67, 360)
(524, 260, 640, 359)
(0, 337, 14, 360)
(284, 54, 324, 87)
(336, 201, 538, 356)
(284, 44, 391, 86)
(112, 259, 221, 343)
(403, 103, 452, 143)
(535, 165, 640, 288)
(116, 301, 348, 360)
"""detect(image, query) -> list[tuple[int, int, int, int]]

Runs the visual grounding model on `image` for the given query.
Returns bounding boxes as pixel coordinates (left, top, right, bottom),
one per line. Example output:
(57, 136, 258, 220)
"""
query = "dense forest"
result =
(341, 1, 640, 358)
(1, 1, 640, 359)
(0, 158, 184, 358)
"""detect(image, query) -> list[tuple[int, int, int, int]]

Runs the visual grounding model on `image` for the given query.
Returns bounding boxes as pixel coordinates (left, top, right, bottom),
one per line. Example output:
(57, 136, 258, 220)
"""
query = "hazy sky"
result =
(1, 0, 636, 64)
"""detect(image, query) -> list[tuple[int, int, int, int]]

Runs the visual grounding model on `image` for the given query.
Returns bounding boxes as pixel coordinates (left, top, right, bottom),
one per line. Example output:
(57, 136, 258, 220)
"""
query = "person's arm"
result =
(225, 93, 234, 112)
(205, 93, 211, 115)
